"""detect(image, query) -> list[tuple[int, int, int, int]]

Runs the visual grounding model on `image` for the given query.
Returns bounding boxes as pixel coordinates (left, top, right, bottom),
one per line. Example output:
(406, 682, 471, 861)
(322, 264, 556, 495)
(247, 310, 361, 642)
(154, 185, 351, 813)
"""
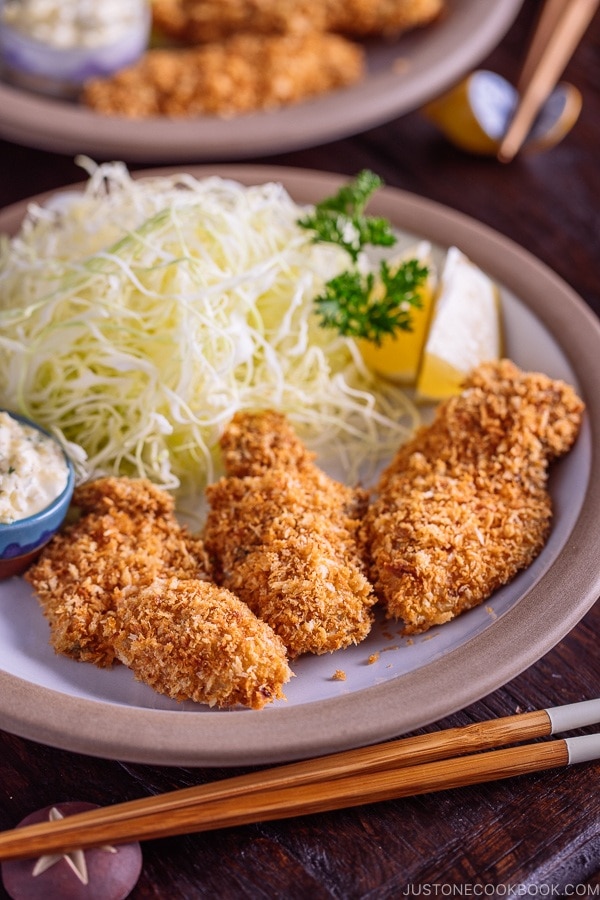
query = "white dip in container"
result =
(0, 0, 150, 97)
(0, 411, 69, 523)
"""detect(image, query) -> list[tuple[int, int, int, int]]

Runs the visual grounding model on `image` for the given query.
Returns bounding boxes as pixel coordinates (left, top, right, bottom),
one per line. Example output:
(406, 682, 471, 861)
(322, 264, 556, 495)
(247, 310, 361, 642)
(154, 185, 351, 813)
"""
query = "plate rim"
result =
(1, 162, 599, 767)
(0, 0, 524, 161)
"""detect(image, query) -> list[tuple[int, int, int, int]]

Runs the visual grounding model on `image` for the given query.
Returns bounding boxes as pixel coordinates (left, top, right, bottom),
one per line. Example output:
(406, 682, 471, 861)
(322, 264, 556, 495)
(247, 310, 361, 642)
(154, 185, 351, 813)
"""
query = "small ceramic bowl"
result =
(0, 0, 150, 99)
(0, 412, 75, 579)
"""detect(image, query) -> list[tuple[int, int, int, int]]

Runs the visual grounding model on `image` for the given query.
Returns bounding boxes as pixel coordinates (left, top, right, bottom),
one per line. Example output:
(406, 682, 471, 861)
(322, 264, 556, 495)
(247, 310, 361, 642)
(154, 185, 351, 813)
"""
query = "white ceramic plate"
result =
(0, 165, 599, 767)
(0, 0, 523, 162)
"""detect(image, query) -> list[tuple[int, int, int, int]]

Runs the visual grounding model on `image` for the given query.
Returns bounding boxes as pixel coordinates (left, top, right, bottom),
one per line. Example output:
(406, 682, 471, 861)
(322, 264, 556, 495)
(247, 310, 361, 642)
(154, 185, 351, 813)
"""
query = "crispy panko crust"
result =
(325, 0, 444, 37)
(362, 360, 584, 634)
(26, 477, 209, 666)
(151, 0, 444, 43)
(203, 411, 375, 657)
(113, 577, 291, 709)
(152, 0, 329, 40)
(219, 407, 315, 476)
(82, 31, 364, 118)
(26, 476, 291, 708)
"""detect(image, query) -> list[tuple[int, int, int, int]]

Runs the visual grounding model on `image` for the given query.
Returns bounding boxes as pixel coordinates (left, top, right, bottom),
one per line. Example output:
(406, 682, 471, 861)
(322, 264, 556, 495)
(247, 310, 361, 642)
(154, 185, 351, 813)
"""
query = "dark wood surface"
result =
(1, 3, 599, 896)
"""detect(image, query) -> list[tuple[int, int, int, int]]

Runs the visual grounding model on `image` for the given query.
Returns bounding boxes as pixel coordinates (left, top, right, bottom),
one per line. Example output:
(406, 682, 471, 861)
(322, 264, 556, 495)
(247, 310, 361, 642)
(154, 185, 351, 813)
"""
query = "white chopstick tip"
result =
(497, 147, 516, 164)
(545, 698, 600, 734)
(566, 733, 600, 766)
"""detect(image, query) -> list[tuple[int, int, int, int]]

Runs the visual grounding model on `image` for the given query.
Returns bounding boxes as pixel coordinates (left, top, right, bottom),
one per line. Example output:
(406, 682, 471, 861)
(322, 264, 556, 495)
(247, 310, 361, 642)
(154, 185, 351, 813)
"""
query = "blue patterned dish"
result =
(0, 412, 75, 578)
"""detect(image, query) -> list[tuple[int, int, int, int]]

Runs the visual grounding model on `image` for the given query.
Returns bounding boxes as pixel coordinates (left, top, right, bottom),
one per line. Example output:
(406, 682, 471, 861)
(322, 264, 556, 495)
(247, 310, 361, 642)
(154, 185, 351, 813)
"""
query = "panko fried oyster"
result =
(362, 360, 585, 634)
(112, 576, 291, 710)
(150, 0, 444, 42)
(204, 411, 376, 658)
(83, 32, 364, 119)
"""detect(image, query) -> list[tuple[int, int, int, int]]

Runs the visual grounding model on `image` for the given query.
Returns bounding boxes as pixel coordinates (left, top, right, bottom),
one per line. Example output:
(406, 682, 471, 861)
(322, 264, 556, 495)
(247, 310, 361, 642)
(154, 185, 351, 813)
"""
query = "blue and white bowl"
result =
(0, 412, 75, 578)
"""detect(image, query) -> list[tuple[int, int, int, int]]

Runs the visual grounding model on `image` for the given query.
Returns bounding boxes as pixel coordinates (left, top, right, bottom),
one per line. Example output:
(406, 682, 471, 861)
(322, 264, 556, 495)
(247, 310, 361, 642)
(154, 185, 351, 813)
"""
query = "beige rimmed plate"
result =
(0, 164, 599, 767)
(0, 0, 523, 162)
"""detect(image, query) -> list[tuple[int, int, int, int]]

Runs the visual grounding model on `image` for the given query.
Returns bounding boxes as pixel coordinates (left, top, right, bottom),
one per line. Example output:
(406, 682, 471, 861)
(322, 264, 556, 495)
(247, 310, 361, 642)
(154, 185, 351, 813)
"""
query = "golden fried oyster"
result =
(151, 0, 444, 43)
(26, 477, 208, 667)
(112, 576, 291, 709)
(362, 360, 584, 634)
(83, 31, 364, 118)
(203, 410, 375, 657)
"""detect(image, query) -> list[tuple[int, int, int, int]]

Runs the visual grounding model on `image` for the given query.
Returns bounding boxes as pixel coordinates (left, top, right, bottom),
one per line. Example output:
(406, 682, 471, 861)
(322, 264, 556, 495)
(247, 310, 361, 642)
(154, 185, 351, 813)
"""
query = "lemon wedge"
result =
(356, 241, 436, 384)
(415, 247, 501, 402)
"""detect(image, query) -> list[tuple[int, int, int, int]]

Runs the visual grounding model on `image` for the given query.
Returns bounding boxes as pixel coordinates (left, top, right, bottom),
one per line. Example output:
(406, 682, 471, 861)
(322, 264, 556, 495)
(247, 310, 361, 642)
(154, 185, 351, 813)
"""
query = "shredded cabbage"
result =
(0, 159, 420, 502)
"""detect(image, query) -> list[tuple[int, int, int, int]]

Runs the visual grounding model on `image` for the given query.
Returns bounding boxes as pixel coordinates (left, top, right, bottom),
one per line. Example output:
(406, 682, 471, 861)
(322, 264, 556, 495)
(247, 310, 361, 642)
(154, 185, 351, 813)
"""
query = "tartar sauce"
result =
(1, 0, 147, 50)
(0, 412, 69, 524)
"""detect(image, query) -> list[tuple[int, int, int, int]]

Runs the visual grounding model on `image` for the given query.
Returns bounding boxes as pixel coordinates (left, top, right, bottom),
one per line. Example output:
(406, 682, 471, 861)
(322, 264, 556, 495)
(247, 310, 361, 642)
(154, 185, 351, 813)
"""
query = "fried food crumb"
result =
(23, 359, 582, 708)
(85, 0, 445, 118)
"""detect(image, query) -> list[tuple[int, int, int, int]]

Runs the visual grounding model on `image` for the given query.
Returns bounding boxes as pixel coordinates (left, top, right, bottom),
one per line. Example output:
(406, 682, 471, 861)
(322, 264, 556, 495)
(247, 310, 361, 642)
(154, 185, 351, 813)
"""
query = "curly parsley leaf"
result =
(314, 258, 430, 345)
(299, 171, 430, 344)
(297, 169, 396, 262)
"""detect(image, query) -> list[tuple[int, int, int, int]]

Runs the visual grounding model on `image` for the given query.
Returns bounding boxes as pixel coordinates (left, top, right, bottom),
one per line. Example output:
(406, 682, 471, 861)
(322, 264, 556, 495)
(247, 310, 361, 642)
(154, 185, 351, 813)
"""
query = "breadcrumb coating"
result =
(113, 577, 291, 709)
(151, 0, 444, 43)
(362, 360, 584, 634)
(83, 32, 364, 118)
(26, 476, 291, 708)
(26, 477, 209, 667)
(203, 411, 375, 657)
(152, 0, 330, 41)
(219, 407, 316, 476)
(326, 0, 445, 37)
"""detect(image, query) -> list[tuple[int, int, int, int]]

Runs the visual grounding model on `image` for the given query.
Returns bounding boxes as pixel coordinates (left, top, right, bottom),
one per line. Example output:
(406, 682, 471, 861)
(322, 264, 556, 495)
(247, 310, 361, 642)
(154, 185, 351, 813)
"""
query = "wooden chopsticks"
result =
(1, 698, 600, 862)
(497, 0, 599, 162)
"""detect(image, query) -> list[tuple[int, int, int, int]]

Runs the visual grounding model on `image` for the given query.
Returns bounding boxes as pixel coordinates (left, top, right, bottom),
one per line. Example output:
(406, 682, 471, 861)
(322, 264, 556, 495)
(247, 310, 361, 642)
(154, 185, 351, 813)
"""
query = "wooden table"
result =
(1, 4, 599, 896)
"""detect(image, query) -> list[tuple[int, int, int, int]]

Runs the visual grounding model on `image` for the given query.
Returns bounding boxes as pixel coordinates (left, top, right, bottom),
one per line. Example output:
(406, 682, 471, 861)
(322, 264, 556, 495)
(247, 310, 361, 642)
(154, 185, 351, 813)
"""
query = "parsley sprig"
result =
(298, 170, 429, 346)
(298, 170, 396, 262)
(315, 259, 428, 345)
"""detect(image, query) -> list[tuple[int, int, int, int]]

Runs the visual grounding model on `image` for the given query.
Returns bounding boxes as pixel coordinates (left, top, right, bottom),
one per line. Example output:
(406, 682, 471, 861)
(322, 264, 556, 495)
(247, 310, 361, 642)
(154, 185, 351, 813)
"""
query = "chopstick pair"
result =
(1, 698, 600, 862)
(497, 0, 599, 162)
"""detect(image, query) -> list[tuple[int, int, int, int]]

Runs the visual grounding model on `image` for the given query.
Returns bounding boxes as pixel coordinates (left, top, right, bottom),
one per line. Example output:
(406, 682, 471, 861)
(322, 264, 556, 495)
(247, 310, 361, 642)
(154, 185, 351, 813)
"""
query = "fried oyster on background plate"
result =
(85, 0, 444, 118)
(26, 476, 291, 709)
(362, 359, 585, 635)
(150, 0, 445, 43)
(203, 410, 376, 657)
(83, 31, 364, 118)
